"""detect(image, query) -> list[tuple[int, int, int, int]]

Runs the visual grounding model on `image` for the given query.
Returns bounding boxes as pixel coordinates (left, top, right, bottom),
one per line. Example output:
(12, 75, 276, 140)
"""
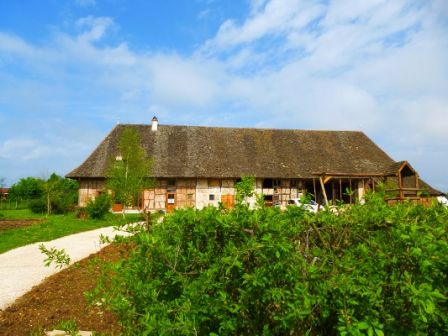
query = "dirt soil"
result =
(0, 244, 126, 335)
(0, 219, 43, 231)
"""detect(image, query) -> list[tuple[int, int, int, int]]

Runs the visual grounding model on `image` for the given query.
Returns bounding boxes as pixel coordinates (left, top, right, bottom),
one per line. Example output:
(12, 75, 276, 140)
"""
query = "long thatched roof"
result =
(67, 124, 400, 179)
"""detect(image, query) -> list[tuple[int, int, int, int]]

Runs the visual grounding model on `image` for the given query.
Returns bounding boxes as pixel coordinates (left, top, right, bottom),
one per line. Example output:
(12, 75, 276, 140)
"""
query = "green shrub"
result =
(29, 197, 73, 215)
(29, 198, 47, 214)
(51, 198, 76, 214)
(95, 194, 448, 335)
(75, 207, 89, 219)
(86, 194, 111, 219)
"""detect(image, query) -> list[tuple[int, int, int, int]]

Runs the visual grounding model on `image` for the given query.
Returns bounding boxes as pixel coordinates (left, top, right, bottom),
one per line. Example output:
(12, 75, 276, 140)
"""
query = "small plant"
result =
(54, 319, 80, 335)
(235, 176, 255, 202)
(86, 194, 112, 219)
(75, 206, 89, 219)
(28, 326, 45, 336)
(39, 244, 71, 268)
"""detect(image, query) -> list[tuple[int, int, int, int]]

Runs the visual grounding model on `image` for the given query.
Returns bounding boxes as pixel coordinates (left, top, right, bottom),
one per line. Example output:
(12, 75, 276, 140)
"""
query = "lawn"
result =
(0, 211, 143, 254)
(0, 209, 45, 220)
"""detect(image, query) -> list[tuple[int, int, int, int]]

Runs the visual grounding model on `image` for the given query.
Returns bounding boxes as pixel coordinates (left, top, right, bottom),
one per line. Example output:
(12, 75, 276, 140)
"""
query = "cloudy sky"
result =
(0, 0, 447, 191)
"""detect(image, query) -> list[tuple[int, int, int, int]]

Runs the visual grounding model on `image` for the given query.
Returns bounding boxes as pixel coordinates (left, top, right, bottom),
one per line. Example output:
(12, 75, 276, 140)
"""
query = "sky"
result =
(0, 0, 447, 191)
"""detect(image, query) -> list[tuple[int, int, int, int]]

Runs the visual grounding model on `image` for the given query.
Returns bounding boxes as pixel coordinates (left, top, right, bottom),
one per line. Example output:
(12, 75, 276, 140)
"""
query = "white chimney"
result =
(151, 116, 158, 131)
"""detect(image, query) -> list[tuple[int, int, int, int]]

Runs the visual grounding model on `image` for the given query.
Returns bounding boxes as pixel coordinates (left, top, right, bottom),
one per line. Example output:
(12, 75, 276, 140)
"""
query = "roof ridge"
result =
(119, 123, 363, 133)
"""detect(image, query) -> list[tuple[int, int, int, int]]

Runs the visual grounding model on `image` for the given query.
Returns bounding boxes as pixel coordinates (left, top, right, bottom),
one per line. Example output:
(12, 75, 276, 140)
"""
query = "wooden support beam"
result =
(319, 176, 329, 206)
(349, 178, 353, 204)
(332, 180, 336, 203)
(312, 172, 384, 177)
(323, 176, 332, 184)
(339, 178, 342, 200)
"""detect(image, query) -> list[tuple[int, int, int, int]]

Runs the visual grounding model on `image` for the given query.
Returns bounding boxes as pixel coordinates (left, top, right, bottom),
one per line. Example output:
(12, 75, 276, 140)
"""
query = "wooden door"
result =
(166, 192, 176, 213)
(221, 194, 235, 209)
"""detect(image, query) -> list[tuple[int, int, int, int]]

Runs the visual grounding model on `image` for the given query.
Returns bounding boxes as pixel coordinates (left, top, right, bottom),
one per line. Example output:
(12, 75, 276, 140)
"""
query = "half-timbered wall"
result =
(176, 179, 196, 208)
(78, 177, 373, 211)
(78, 179, 105, 206)
(196, 179, 222, 209)
(252, 178, 303, 207)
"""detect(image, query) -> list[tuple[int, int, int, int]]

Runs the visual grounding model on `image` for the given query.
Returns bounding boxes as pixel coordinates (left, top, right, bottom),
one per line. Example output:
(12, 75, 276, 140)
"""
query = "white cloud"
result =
(0, 138, 51, 161)
(75, 16, 114, 43)
(146, 54, 223, 107)
(202, 0, 325, 52)
(0, 2, 447, 190)
(0, 32, 35, 56)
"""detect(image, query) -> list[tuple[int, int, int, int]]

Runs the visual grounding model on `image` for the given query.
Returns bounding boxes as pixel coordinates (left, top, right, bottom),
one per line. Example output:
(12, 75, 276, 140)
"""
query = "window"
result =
(264, 194, 273, 207)
(167, 193, 175, 204)
(167, 179, 176, 191)
(262, 178, 273, 188)
(209, 194, 215, 201)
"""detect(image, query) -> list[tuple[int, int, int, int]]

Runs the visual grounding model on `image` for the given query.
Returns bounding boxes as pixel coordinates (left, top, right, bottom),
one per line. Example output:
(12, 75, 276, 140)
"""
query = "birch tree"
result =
(107, 126, 154, 213)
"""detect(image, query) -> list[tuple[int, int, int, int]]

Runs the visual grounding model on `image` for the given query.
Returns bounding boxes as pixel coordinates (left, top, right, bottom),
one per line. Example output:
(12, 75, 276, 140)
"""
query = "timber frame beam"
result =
(312, 172, 386, 206)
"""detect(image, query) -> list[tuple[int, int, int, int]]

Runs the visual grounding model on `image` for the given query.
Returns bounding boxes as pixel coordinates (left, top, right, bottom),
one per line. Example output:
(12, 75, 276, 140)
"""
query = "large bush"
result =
(86, 194, 111, 219)
(97, 195, 448, 335)
(29, 198, 47, 214)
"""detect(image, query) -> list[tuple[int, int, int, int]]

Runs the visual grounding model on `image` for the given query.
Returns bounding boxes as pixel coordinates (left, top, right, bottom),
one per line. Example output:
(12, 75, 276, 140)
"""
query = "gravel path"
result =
(0, 226, 130, 310)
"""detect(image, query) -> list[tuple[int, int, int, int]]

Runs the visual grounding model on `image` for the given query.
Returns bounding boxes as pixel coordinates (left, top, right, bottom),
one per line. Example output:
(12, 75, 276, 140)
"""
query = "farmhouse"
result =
(66, 117, 440, 212)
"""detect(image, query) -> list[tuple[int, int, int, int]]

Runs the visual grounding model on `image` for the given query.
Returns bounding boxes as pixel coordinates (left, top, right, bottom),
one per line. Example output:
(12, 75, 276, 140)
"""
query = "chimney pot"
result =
(151, 116, 158, 131)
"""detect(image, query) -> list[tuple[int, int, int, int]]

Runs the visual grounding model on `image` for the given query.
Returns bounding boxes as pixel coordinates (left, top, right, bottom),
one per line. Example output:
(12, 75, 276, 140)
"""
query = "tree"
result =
(107, 126, 154, 212)
(9, 177, 44, 201)
(9, 174, 78, 214)
(235, 176, 256, 203)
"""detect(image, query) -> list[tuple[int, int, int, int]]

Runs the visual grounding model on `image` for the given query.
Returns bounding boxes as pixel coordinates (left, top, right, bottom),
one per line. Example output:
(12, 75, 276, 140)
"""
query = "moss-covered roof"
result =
(67, 124, 401, 179)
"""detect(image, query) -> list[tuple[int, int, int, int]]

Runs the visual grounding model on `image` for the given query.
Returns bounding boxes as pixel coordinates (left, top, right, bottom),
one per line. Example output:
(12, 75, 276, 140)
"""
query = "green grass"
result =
(0, 209, 46, 219)
(0, 212, 143, 254)
(0, 200, 32, 210)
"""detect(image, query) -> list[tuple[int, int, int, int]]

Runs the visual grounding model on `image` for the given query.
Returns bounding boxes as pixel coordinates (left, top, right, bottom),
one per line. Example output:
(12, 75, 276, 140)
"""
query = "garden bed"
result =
(0, 219, 43, 232)
(0, 244, 124, 335)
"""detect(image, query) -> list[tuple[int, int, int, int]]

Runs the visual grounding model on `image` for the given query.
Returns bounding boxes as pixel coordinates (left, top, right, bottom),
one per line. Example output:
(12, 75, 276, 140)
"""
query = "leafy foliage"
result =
(42, 173, 79, 215)
(39, 244, 71, 269)
(97, 193, 448, 335)
(107, 126, 154, 209)
(29, 198, 47, 214)
(86, 194, 112, 219)
(9, 174, 78, 214)
(235, 176, 256, 202)
(9, 177, 44, 201)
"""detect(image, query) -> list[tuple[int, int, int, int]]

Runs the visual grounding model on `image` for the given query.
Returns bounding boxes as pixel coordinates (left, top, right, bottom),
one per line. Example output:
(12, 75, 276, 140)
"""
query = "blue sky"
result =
(0, 0, 447, 191)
